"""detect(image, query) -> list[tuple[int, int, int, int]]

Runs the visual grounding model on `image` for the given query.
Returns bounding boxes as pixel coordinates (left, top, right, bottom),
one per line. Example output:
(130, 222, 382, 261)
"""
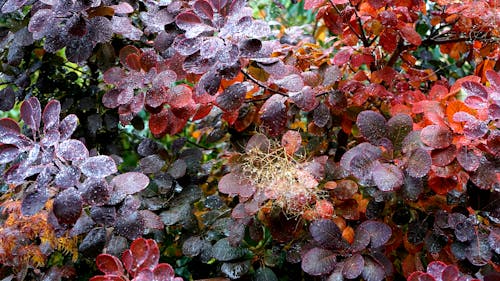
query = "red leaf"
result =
(119, 45, 141, 68)
(111, 172, 149, 195)
(380, 28, 398, 53)
(420, 125, 452, 149)
(218, 172, 256, 198)
(281, 130, 302, 155)
(399, 24, 422, 46)
(333, 48, 353, 66)
(431, 145, 457, 167)
(153, 264, 176, 280)
(125, 53, 142, 71)
(96, 254, 124, 275)
(149, 108, 169, 137)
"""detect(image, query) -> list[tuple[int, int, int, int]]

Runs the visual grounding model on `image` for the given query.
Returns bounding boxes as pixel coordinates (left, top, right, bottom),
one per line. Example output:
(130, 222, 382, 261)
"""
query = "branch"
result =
(329, 0, 364, 43)
(421, 37, 469, 47)
(241, 69, 288, 98)
(348, 0, 371, 47)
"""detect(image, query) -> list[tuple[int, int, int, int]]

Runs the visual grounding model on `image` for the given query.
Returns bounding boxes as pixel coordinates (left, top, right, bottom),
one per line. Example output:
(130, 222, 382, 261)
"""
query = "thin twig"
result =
(329, 0, 363, 42)
(241, 69, 288, 97)
(348, 0, 370, 47)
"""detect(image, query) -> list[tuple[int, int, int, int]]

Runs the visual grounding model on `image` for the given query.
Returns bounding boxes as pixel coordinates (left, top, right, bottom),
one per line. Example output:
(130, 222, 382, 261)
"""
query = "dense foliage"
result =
(0, 0, 499, 280)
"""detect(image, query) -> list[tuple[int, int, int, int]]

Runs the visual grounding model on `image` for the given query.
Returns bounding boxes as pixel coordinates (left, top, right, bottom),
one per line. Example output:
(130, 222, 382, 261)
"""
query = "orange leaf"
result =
(446, 100, 476, 133)
(342, 226, 355, 244)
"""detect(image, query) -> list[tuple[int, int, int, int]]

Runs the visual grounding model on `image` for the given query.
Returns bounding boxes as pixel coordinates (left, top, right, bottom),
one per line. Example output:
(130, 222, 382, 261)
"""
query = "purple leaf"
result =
(489, 228, 500, 254)
(359, 220, 392, 248)
(53, 188, 83, 225)
(21, 184, 48, 216)
(420, 125, 452, 149)
(309, 219, 344, 249)
(55, 166, 81, 189)
(456, 146, 480, 172)
(56, 139, 89, 162)
(0, 144, 19, 164)
(140, 9, 175, 34)
(301, 247, 336, 276)
(1, 0, 28, 13)
(462, 81, 488, 108)
(406, 148, 431, 178)
(200, 37, 224, 59)
(0, 87, 16, 111)
(111, 172, 150, 195)
(216, 83, 247, 112)
(0, 118, 20, 136)
(59, 114, 79, 140)
(289, 87, 318, 112)
(114, 211, 145, 240)
(342, 254, 364, 279)
(275, 74, 304, 92)
(313, 103, 330, 127)
(239, 38, 262, 57)
(81, 178, 110, 206)
(259, 94, 287, 137)
(20, 97, 41, 132)
(362, 257, 386, 281)
(387, 113, 413, 150)
(372, 162, 403, 191)
(80, 155, 117, 178)
(470, 160, 498, 190)
(357, 110, 387, 144)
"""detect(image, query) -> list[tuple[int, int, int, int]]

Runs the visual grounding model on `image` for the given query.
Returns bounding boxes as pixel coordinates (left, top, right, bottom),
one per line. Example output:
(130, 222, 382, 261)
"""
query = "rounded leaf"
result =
(216, 83, 247, 112)
(111, 172, 150, 195)
(301, 247, 336, 276)
(356, 110, 387, 144)
(96, 254, 124, 275)
(53, 188, 83, 225)
(20, 97, 41, 132)
(56, 139, 89, 162)
(80, 155, 117, 178)
(342, 254, 364, 279)
(420, 125, 452, 149)
(281, 130, 302, 155)
(218, 172, 256, 198)
(406, 148, 431, 178)
(309, 219, 343, 249)
(372, 162, 403, 191)
(359, 221, 392, 248)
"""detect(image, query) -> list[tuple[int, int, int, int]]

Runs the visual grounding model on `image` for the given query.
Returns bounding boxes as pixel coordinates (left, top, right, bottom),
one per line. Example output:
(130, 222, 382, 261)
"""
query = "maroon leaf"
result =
(20, 97, 41, 132)
(210, 0, 228, 12)
(139, 210, 164, 230)
(431, 145, 457, 167)
(406, 148, 431, 178)
(218, 172, 256, 198)
(80, 155, 118, 178)
(53, 188, 83, 225)
(216, 83, 247, 112)
(470, 160, 497, 190)
(111, 172, 150, 195)
(173, 36, 203, 56)
(420, 125, 452, 149)
(259, 94, 287, 137)
(301, 247, 336, 276)
(357, 110, 387, 144)
(42, 100, 61, 132)
(56, 139, 89, 162)
(239, 38, 262, 57)
(96, 254, 124, 275)
(399, 25, 422, 46)
(175, 12, 212, 38)
(193, 0, 214, 20)
(0, 118, 20, 135)
(55, 166, 81, 189)
(342, 254, 364, 279)
(456, 146, 479, 172)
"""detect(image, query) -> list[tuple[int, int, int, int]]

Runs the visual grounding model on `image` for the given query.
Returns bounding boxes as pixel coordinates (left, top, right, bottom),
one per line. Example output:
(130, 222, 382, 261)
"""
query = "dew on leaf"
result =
(361, 257, 385, 281)
(56, 139, 89, 162)
(21, 184, 48, 216)
(309, 219, 343, 249)
(216, 83, 247, 112)
(372, 162, 403, 191)
(301, 247, 336, 276)
(80, 155, 117, 178)
(53, 188, 83, 225)
(420, 125, 452, 149)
